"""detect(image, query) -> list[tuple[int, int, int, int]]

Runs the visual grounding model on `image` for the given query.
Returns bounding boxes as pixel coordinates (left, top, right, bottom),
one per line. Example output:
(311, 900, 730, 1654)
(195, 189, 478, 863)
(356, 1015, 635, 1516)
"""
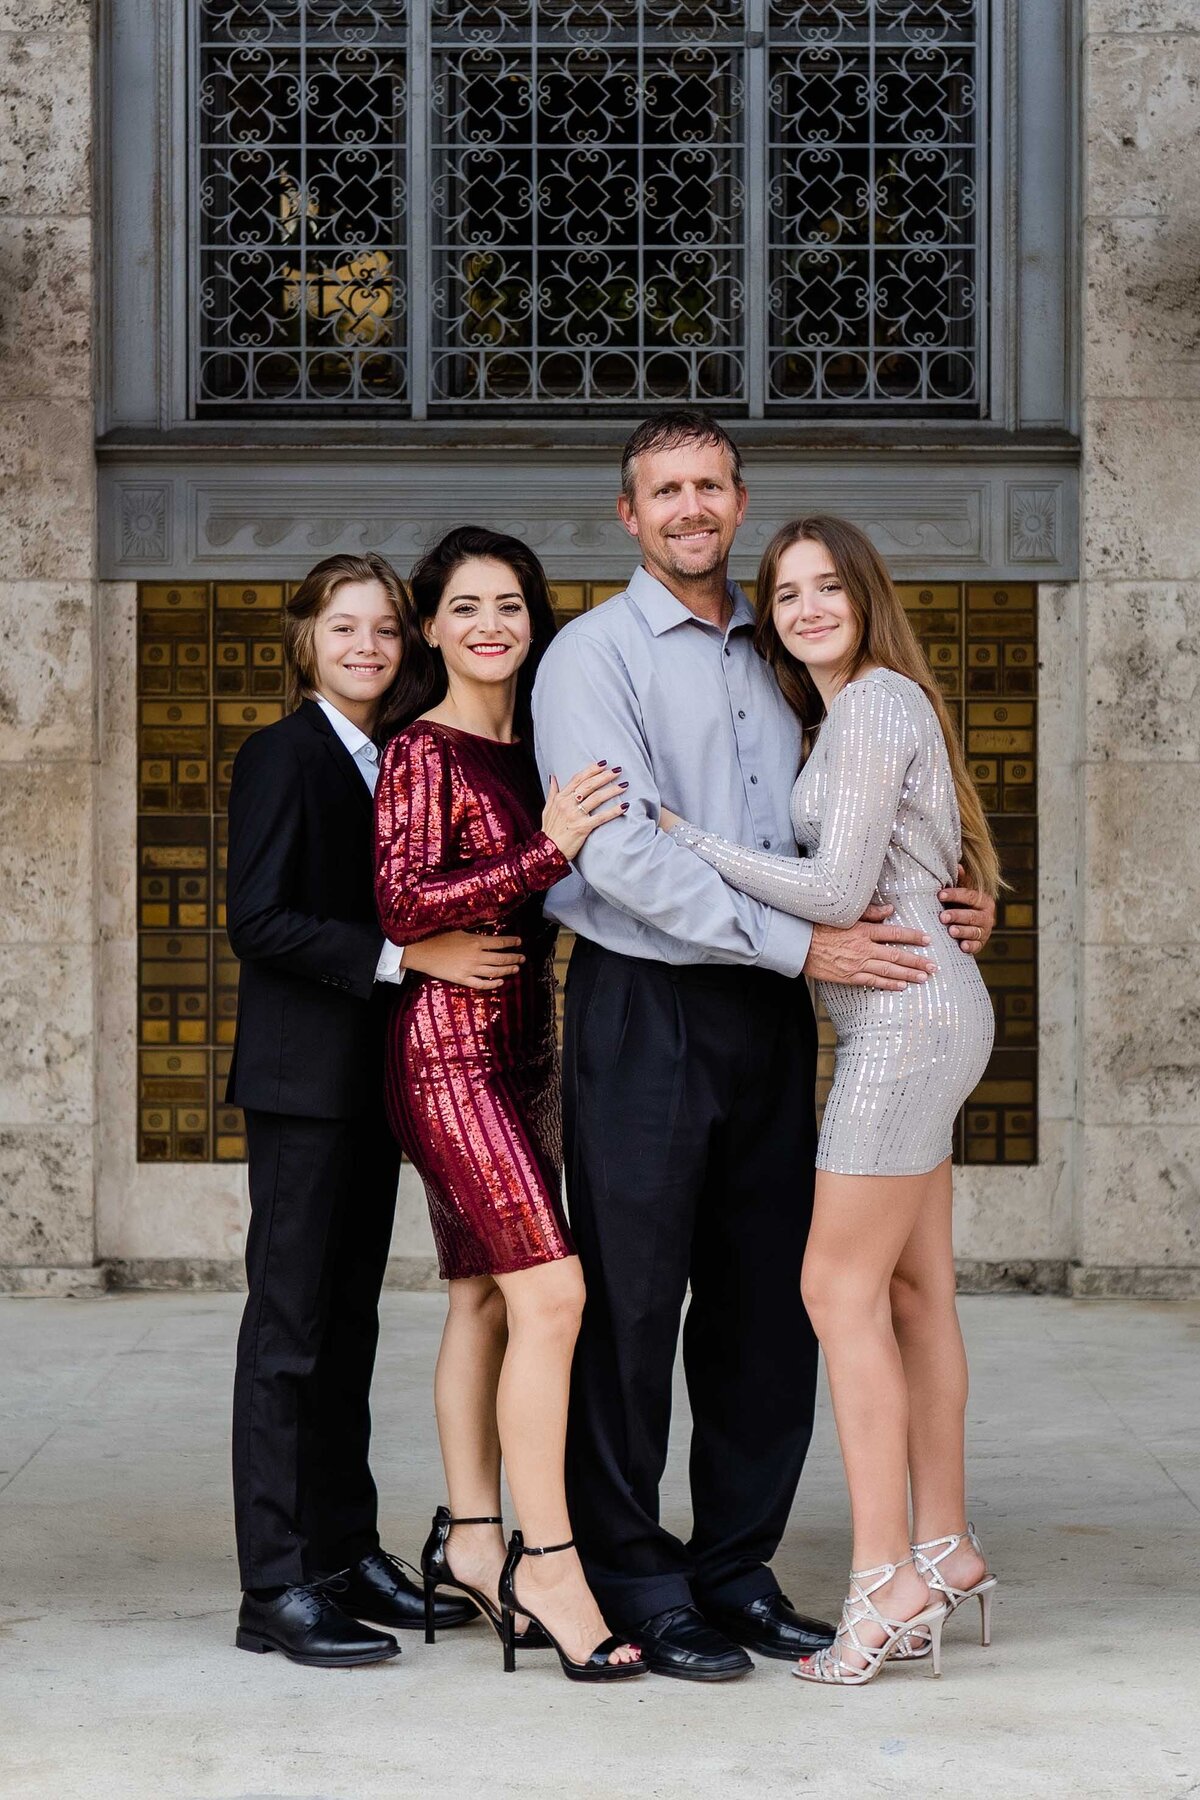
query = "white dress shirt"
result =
(314, 695, 405, 984)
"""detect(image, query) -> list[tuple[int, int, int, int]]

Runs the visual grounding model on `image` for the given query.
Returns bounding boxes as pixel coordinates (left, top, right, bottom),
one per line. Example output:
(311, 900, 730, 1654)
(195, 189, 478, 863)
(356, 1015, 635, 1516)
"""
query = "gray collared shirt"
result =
(531, 566, 814, 975)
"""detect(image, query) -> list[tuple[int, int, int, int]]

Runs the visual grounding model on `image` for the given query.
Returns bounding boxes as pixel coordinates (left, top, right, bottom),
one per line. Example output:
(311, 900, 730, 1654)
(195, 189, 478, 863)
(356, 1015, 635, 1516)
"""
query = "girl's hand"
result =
(542, 763, 628, 861)
(659, 806, 682, 833)
(401, 930, 525, 991)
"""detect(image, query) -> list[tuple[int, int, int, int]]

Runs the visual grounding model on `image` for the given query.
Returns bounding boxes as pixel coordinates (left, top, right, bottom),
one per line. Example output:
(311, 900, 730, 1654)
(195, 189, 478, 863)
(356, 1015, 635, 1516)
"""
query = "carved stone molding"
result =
(1007, 484, 1060, 563)
(99, 456, 1078, 583)
(118, 483, 171, 563)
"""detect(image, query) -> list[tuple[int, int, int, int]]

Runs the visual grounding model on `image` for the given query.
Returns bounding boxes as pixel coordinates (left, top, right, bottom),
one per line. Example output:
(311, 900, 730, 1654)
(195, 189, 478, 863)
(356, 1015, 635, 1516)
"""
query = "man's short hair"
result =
(620, 408, 744, 501)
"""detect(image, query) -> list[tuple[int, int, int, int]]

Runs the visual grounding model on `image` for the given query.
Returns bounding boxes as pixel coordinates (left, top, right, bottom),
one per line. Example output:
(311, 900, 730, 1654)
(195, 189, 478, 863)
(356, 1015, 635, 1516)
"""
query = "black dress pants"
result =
(233, 1108, 400, 1589)
(562, 939, 820, 1625)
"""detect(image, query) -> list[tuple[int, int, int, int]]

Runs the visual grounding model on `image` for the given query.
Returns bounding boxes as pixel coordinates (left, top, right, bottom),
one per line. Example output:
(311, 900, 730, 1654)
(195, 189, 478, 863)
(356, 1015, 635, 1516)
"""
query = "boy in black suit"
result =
(227, 553, 522, 1667)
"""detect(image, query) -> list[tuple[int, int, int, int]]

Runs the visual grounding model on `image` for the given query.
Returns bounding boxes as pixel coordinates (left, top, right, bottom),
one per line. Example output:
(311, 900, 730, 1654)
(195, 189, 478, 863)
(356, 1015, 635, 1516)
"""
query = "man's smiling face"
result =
(617, 437, 747, 591)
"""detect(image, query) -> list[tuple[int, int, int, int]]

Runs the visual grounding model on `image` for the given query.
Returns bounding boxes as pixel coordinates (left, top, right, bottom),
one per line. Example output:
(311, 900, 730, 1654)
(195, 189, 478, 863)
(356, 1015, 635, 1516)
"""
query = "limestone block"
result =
(1038, 898, 1077, 1123)
(1082, 399, 1200, 579)
(0, 2, 89, 27)
(0, 762, 93, 945)
(1037, 582, 1082, 782)
(1078, 1123, 1200, 1268)
(1085, 217, 1200, 399)
(0, 217, 91, 401)
(97, 583, 136, 941)
(1083, 763, 1200, 942)
(1084, 580, 1200, 761)
(0, 580, 93, 760)
(1088, 3, 1200, 33)
(1083, 945, 1200, 1122)
(0, 1126, 93, 1264)
(952, 1120, 1074, 1263)
(0, 31, 91, 218)
(1086, 34, 1200, 222)
(0, 945, 92, 1124)
(0, 401, 94, 579)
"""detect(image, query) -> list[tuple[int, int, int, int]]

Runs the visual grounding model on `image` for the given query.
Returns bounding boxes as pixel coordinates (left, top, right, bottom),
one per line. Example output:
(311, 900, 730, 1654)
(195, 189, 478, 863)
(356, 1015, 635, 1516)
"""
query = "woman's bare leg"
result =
(493, 1256, 638, 1665)
(890, 1159, 986, 1592)
(801, 1169, 935, 1658)
(434, 1275, 512, 1613)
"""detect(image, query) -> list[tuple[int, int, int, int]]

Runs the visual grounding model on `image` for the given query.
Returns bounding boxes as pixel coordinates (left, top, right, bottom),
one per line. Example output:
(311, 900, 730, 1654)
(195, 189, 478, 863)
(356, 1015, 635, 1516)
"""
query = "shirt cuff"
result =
(757, 907, 814, 980)
(374, 937, 406, 984)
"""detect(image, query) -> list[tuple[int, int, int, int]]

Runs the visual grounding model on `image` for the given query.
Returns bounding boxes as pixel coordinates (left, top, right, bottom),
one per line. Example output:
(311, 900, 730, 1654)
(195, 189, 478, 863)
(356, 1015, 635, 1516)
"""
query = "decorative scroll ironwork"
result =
(766, 0, 982, 410)
(194, 1, 985, 414)
(137, 571, 1034, 1165)
(428, 2, 747, 409)
(196, 1, 410, 409)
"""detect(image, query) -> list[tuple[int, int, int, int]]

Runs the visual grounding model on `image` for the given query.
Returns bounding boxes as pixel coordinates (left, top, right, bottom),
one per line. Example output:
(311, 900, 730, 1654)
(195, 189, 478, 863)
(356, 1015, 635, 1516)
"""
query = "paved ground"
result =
(1, 1293, 1198, 1800)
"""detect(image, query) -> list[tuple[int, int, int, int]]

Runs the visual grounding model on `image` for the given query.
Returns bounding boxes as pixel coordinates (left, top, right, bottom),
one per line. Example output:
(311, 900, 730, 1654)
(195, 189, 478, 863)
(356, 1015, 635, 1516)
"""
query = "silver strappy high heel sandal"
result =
(793, 1556, 947, 1687)
(892, 1524, 997, 1662)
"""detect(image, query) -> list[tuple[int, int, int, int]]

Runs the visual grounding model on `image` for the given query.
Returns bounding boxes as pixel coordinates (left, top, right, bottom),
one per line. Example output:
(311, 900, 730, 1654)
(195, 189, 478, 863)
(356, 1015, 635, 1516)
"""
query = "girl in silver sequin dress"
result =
(664, 516, 1000, 1686)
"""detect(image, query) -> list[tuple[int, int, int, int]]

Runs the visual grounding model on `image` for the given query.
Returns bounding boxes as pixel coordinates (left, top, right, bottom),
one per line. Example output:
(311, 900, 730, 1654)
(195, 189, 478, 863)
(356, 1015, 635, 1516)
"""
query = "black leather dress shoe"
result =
(236, 1583, 400, 1667)
(329, 1548, 477, 1632)
(624, 1604, 754, 1682)
(697, 1592, 836, 1662)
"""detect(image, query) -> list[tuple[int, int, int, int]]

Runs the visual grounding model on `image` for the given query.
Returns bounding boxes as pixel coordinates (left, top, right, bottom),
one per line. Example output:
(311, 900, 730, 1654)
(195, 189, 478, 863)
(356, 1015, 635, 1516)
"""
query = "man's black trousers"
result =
(562, 939, 821, 1626)
(232, 1109, 400, 1589)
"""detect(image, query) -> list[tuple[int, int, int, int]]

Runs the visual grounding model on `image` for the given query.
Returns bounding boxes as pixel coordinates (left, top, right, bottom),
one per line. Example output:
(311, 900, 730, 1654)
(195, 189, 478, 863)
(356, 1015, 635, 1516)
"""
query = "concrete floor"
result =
(0, 1295, 1197, 1800)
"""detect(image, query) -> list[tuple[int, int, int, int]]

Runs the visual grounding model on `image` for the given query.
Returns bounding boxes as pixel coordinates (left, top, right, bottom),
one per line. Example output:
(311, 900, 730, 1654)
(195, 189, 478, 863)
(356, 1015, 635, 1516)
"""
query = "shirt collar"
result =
(626, 564, 755, 638)
(314, 694, 377, 760)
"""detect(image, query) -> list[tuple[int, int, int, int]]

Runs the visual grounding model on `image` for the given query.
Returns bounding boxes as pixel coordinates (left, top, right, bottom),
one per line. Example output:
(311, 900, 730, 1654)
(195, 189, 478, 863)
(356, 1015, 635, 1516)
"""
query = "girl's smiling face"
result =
(311, 577, 403, 715)
(771, 537, 860, 678)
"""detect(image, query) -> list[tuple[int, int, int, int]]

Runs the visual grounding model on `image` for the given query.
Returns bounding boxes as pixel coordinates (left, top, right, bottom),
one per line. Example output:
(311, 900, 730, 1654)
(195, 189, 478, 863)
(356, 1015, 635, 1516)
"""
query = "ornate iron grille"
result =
(193, 1, 986, 416)
(766, 1, 982, 411)
(196, 1, 410, 408)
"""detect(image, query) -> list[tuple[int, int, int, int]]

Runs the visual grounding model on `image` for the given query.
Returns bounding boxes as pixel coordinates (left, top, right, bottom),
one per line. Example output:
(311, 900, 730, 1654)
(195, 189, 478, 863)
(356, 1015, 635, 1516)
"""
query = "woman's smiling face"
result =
(424, 557, 533, 690)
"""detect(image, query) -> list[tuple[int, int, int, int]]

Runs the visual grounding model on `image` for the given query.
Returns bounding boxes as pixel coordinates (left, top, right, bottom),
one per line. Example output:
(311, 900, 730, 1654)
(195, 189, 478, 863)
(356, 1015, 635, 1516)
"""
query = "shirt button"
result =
(737, 709, 746, 720)
(750, 774, 758, 784)
(724, 646, 731, 657)
(763, 839, 771, 849)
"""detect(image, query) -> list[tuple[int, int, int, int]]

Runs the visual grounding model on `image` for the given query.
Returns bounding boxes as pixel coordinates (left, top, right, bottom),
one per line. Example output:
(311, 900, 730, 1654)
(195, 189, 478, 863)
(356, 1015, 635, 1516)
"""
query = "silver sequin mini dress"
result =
(671, 667, 994, 1177)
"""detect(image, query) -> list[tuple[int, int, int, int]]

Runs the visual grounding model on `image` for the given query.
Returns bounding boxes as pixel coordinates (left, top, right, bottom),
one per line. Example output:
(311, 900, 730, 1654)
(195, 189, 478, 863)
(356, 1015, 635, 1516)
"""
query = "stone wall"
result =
(0, 2, 102, 1291)
(1077, 5, 1200, 1293)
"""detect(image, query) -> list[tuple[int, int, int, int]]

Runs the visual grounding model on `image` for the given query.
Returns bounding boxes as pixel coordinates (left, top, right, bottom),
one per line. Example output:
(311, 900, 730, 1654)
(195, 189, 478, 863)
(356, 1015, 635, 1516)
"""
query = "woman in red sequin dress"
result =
(375, 527, 641, 1675)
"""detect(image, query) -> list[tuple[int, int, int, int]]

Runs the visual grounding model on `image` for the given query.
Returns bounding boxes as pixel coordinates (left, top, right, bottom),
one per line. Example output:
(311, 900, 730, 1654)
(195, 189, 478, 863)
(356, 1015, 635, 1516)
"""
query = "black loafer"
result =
(697, 1592, 836, 1662)
(236, 1583, 400, 1667)
(624, 1604, 753, 1682)
(329, 1548, 477, 1632)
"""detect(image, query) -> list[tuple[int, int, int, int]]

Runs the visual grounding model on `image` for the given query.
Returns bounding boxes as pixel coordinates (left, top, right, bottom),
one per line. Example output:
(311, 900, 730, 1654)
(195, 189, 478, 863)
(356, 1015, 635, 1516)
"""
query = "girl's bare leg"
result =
(890, 1159, 986, 1592)
(493, 1256, 638, 1665)
(434, 1275, 512, 1614)
(801, 1169, 935, 1659)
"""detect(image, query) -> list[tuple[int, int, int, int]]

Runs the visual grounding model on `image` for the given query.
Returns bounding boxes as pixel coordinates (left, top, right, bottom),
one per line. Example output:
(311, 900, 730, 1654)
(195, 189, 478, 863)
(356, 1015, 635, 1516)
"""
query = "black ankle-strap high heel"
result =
(498, 1531, 645, 1682)
(420, 1506, 549, 1648)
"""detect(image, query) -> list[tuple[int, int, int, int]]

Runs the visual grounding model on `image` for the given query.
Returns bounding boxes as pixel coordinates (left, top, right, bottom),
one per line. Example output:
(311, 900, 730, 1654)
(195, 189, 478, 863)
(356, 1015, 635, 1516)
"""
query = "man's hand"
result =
(803, 905, 938, 992)
(401, 931, 525, 990)
(939, 866, 996, 956)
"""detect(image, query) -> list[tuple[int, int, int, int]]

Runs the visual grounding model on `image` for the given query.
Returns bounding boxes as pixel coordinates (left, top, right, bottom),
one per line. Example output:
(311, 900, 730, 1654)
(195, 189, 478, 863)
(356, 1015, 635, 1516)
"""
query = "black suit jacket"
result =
(225, 700, 392, 1118)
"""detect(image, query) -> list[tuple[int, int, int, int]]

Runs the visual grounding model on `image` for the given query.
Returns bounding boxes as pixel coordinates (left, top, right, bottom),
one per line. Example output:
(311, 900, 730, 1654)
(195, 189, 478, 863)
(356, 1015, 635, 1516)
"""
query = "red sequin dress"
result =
(374, 720, 575, 1280)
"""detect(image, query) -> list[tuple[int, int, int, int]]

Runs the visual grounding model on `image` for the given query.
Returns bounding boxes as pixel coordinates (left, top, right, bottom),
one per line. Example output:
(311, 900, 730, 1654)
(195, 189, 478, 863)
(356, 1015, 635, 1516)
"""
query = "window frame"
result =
(99, 0, 1076, 444)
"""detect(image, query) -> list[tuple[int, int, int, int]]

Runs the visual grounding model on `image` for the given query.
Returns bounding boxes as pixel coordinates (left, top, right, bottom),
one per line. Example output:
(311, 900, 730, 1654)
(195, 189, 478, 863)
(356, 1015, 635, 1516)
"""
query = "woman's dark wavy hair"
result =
(387, 526, 558, 741)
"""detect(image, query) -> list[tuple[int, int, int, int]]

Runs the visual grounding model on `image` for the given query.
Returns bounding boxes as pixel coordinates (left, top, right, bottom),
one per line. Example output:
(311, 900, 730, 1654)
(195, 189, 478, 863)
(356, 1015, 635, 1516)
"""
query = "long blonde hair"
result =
(754, 516, 1002, 898)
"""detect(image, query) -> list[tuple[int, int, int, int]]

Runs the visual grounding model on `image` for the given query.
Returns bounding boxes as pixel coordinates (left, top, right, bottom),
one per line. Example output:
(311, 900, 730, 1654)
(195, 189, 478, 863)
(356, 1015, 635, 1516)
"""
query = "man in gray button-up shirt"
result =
(531, 409, 992, 1677)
